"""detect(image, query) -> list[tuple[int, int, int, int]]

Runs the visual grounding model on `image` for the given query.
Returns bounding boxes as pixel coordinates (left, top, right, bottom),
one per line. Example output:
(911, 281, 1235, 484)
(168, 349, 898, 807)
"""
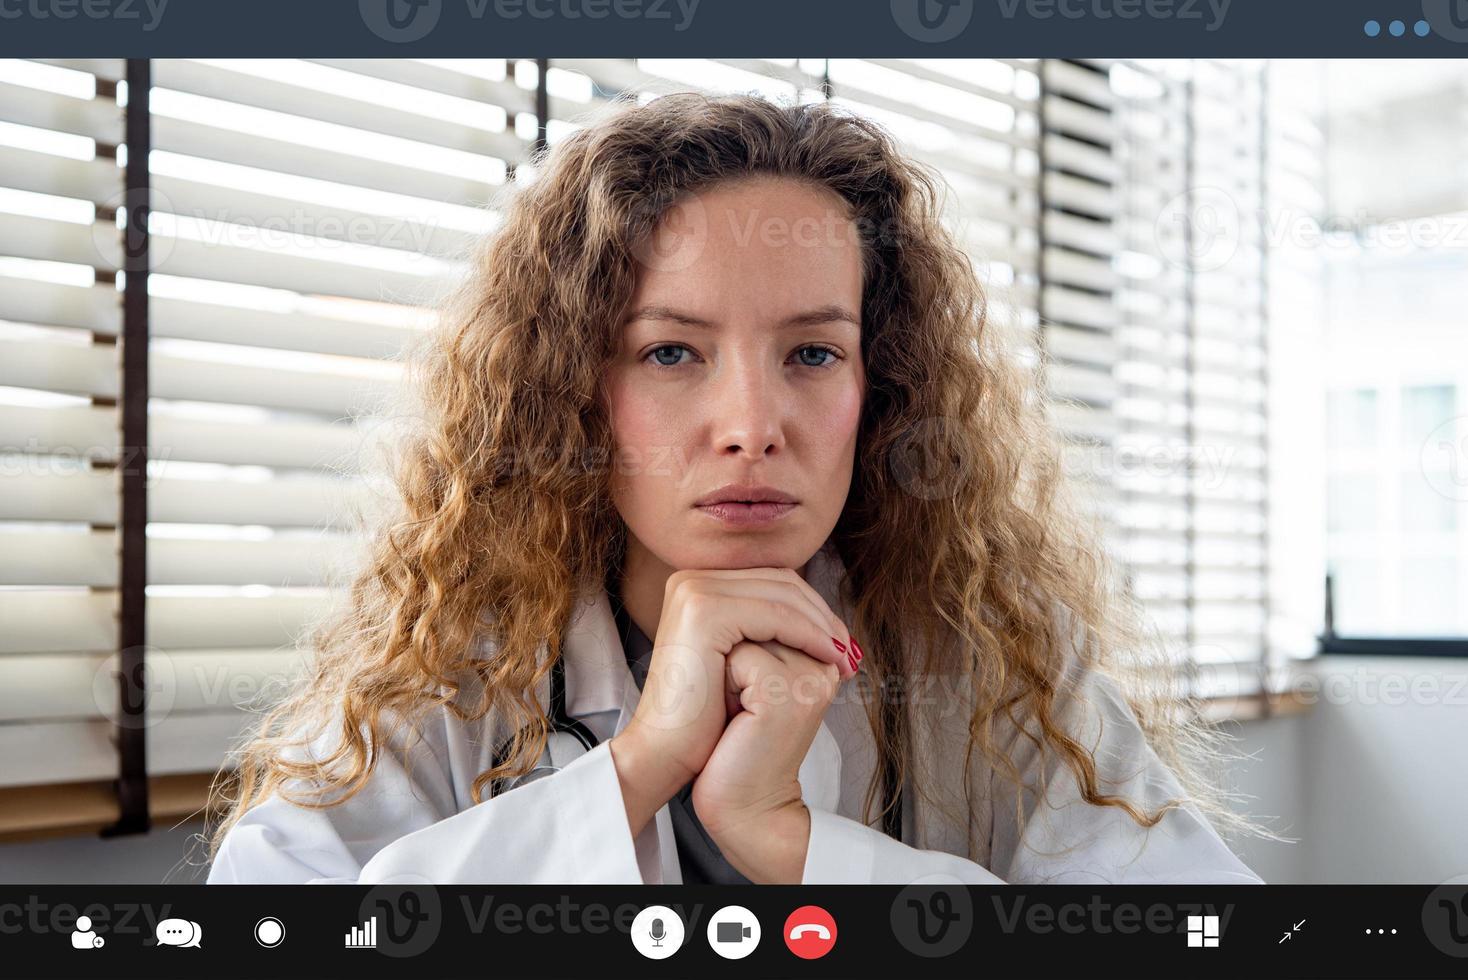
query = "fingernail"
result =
(847, 652, 858, 672)
(831, 636, 847, 654)
(852, 637, 865, 662)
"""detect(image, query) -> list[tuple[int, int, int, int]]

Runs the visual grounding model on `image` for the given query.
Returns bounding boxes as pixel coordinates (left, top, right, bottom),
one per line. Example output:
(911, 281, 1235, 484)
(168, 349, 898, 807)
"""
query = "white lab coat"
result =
(207, 541, 1263, 885)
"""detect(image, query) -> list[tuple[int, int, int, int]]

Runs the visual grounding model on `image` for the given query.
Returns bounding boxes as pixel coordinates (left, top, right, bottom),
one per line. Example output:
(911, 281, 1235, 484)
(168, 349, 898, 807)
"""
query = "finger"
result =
(766, 566, 854, 654)
(725, 640, 781, 713)
(669, 566, 845, 651)
(727, 641, 839, 714)
(675, 566, 852, 653)
(673, 575, 857, 677)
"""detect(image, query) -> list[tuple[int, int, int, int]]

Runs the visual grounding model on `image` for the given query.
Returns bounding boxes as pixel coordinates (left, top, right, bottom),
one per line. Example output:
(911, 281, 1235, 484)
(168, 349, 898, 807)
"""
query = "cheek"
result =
(805, 377, 862, 459)
(609, 383, 684, 457)
(606, 379, 689, 505)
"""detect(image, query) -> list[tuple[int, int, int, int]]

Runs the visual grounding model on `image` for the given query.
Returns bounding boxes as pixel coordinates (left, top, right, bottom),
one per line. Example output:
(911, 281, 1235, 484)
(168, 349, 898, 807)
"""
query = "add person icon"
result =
(71, 915, 104, 949)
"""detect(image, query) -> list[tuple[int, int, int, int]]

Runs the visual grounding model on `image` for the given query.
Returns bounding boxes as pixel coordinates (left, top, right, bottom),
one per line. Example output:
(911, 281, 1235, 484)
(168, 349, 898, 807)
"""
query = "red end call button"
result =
(784, 905, 837, 960)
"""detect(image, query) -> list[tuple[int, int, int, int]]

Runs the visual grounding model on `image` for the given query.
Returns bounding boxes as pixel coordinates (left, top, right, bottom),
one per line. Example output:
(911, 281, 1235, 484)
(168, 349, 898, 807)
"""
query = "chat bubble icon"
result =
(155, 918, 202, 948)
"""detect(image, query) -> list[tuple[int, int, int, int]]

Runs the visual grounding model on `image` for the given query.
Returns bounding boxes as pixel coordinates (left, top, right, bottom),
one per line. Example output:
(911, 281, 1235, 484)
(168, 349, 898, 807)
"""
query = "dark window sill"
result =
(1319, 636, 1468, 658)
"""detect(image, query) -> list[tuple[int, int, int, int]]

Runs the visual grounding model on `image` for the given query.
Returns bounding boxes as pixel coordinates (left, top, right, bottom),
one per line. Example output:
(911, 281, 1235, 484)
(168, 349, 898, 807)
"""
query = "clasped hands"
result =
(607, 567, 863, 883)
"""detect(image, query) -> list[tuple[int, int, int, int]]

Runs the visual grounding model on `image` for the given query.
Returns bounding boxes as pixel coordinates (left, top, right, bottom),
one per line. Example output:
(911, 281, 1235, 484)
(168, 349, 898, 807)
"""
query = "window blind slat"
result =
(152, 172, 486, 261)
(0, 145, 118, 203)
(151, 115, 506, 204)
(0, 711, 256, 789)
(150, 228, 458, 305)
(152, 60, 532, 164)
(150, 293, 424, 360)
(0, 81, 121, 144)
(0, 212, 119, 269)
(0, 649, 303, 725)
(0, 472, 115, 524)
(0, 530, 358, 588)
(0, 471, 370, 528)
(149, 413, 365, 470)
(0, 274, 118, 334)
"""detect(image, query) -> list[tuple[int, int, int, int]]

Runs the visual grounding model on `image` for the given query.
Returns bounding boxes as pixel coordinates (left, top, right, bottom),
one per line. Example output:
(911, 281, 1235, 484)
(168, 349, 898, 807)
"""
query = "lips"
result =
(693, 484, 798, 507)
(694, 500, 798, 526)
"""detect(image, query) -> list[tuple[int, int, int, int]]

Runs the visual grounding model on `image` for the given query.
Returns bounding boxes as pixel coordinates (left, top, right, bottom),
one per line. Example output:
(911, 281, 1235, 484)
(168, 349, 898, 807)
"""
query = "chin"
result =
(676, 533, 819, 572)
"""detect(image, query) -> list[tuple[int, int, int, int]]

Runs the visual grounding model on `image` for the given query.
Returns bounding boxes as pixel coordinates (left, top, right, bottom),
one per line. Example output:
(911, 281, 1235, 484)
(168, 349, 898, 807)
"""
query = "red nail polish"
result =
(847, 652, 858, 672)
(831, 636, 847, 654)
(852, 637, 865, 661)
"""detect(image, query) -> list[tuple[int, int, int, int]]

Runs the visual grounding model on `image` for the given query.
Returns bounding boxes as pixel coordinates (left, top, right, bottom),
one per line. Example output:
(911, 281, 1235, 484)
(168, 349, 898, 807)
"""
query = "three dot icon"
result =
(1364, 19, 1432, 37)
(1366, 927, 1398, 935)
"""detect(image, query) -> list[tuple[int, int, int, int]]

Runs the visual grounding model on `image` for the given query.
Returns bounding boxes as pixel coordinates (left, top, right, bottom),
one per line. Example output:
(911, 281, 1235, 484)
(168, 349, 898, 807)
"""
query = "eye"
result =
(641, 343, 843, 370)
(645, 344, 695, 368)
(793, 344, 842, 369)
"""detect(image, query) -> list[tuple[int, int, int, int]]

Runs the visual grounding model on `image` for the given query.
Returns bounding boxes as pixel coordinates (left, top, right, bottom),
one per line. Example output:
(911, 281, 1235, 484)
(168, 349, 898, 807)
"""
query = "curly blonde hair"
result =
(204, 90, 1260, 865)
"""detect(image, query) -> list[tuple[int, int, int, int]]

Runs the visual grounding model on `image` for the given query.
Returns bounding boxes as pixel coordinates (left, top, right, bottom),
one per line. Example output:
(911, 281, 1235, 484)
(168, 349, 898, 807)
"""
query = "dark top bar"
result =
(2, 0, 1468, 57)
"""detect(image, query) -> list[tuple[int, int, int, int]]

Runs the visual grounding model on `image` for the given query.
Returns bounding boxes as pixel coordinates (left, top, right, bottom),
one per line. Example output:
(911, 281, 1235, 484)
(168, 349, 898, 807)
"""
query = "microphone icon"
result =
(632, 905, 683, 959)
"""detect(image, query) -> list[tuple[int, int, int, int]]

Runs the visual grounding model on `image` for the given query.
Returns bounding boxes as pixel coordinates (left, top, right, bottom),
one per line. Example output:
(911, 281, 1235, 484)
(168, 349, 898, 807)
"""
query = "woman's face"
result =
(603, 176, 866, 575)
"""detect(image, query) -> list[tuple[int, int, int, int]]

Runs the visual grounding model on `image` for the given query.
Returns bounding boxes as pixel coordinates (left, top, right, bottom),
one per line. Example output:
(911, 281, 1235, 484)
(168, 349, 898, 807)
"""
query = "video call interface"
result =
(1, 2, 1467, 978)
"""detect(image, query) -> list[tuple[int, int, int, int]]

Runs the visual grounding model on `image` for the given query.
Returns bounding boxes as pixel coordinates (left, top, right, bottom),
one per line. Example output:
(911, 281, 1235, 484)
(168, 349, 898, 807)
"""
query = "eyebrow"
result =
(625, 304, 860, 330)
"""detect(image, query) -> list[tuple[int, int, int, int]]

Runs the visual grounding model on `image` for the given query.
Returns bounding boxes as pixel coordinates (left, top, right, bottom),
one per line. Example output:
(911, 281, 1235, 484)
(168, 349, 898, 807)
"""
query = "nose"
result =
(708, 353, 785, 459)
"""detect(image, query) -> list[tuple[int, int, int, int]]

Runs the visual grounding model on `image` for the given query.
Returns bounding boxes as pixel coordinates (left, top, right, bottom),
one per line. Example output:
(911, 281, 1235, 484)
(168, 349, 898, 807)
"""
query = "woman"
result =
(204, 91, 1265, 885)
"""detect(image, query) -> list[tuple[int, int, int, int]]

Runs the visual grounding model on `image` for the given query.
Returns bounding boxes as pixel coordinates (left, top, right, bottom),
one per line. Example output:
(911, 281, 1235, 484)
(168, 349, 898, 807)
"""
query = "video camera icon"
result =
(708, 905, 761, 960)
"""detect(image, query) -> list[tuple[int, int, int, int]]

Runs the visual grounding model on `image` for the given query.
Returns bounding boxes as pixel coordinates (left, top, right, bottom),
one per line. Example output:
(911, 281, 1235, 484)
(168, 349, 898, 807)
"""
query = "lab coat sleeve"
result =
(801, 806, 1007, 884)
(986, 660, 1264, 884)
(207, 715, 645, 884)
(803, 618, 1263, 886)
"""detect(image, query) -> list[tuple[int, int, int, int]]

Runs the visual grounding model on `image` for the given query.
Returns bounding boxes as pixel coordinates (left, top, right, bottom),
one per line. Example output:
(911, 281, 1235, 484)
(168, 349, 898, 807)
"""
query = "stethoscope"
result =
(488, 652, 599, 798)
(488, 591, 906, 842)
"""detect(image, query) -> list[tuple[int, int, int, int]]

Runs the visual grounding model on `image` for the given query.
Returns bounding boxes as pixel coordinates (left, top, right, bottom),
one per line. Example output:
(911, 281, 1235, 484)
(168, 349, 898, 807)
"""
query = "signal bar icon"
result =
(345, 915, 378, 949)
